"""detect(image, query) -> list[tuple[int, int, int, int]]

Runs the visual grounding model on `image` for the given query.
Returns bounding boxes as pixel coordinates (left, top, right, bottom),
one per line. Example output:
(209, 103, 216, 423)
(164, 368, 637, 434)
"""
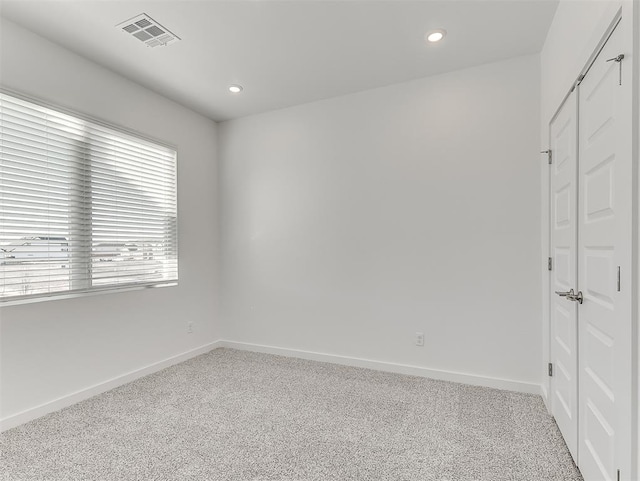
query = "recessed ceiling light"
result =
(229, 85, 243, 93)
(426, 29, 446, 43)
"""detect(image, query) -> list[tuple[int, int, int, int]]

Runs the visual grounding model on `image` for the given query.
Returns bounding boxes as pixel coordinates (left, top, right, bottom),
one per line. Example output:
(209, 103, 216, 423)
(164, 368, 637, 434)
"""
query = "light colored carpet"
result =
(1, 348, 582, 481)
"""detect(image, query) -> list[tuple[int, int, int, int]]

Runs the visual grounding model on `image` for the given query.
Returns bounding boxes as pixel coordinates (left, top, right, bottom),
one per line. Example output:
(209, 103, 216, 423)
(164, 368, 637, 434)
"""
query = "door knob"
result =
(554, 289, 583, 304)
(567, 290, 583, 304)
(555, 289, 574, 297)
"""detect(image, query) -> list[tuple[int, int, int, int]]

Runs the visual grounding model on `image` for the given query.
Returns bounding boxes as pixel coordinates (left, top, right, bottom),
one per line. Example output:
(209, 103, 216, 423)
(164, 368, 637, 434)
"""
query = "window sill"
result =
(0, 282, 178, 307)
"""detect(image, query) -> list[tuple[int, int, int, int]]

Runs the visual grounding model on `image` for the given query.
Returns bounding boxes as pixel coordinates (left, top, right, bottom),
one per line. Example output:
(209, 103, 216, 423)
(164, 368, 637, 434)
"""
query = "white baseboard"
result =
(219, 340, 542, 395)
(0, 341, 221, 432)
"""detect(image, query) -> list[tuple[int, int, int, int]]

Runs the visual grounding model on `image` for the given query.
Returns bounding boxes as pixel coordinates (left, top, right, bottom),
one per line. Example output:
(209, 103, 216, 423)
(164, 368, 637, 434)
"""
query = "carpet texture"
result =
(1, 348, 582, 481)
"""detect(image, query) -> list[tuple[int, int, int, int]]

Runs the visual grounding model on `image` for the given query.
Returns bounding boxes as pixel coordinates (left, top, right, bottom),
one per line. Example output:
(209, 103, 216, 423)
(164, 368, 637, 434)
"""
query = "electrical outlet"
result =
(187, 321, 193, 334)
(415, 332, 424, 347)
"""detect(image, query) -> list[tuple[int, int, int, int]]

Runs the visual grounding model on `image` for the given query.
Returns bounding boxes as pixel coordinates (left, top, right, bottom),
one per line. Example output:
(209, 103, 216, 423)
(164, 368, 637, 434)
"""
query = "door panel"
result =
(577, 21, 632, 481)
(549, 89, 578, 460)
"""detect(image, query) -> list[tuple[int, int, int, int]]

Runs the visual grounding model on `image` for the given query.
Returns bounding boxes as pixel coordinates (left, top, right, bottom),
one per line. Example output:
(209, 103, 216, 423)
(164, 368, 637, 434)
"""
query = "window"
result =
(0, 91, 178, 303)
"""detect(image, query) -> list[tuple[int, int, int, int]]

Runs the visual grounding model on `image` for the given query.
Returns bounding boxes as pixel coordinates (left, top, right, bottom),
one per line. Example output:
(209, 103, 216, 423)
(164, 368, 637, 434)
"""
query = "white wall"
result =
(0, 19, 220, 425)
(219, 54, 542, 389)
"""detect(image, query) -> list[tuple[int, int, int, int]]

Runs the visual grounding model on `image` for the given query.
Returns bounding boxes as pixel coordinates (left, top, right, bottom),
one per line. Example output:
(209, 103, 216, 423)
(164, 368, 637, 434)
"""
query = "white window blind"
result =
(0, 92, 178, 302)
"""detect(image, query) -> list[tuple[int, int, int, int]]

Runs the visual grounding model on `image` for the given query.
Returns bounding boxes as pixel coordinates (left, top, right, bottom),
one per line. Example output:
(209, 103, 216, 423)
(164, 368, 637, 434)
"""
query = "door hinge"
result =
(541, 149, 552, 164)
(617, 266, 621, 292)
(548, 363, 553, 377)
(548, 257, 553, 271)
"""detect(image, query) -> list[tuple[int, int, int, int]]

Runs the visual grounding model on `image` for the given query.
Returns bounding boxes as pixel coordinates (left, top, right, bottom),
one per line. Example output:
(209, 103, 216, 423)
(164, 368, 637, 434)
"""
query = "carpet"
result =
(1, 348, 582, 480)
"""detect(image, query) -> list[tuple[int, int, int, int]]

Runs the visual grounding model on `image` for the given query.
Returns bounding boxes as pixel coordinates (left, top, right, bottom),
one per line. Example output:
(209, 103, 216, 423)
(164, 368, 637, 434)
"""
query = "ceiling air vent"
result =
(116, 13, 180, 48)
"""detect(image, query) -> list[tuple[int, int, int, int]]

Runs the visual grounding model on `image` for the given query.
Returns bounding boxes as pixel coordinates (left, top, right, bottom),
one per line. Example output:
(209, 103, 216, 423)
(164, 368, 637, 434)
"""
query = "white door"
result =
(577, 22, 632, 481)
(549, 89, 579, 460)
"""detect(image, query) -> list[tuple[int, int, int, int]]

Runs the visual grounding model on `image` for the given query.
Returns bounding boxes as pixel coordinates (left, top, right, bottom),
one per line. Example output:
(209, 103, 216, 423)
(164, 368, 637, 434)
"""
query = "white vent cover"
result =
(116, 13, 180, 48)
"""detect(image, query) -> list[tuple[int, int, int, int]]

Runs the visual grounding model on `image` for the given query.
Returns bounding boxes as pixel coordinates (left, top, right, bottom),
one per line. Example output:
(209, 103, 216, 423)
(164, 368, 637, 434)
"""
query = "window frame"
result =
(0, 88, 179, 306)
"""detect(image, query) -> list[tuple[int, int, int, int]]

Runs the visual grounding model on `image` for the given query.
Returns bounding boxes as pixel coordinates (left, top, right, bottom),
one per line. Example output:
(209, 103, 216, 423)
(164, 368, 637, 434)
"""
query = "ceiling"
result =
(0, 0, 558, 122)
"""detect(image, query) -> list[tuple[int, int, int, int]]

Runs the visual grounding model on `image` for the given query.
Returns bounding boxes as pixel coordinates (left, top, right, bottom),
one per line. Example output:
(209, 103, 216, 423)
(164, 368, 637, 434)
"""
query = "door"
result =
(549, 89, 579, 460)
(577, 21, 632, 481)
